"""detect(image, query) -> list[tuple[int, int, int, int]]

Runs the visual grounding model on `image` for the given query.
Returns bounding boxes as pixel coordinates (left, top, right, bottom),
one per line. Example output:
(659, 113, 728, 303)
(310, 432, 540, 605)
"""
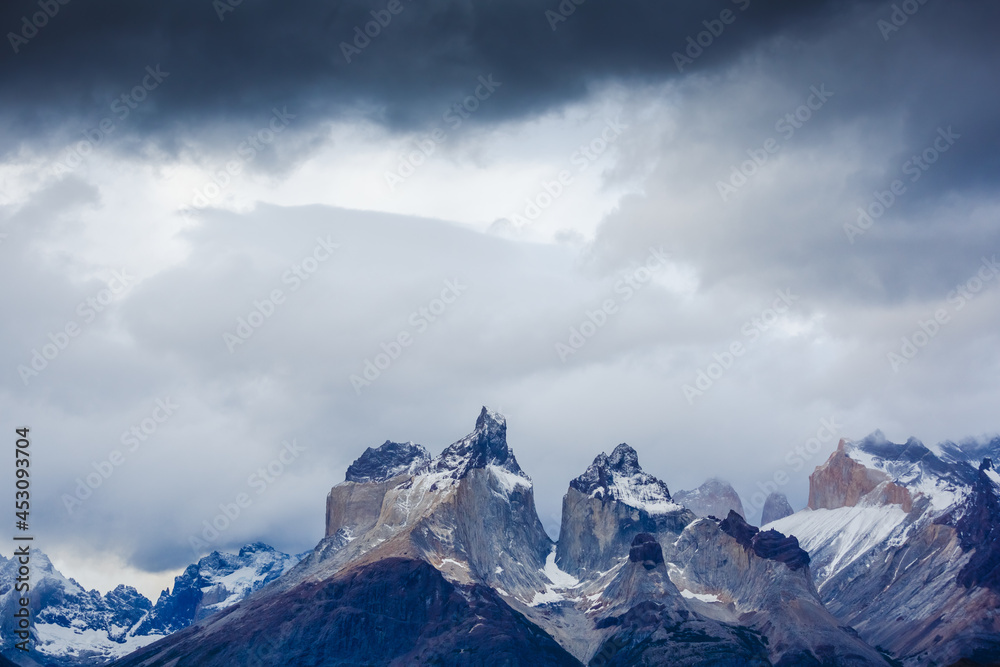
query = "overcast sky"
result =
(1, 0, 998, 600)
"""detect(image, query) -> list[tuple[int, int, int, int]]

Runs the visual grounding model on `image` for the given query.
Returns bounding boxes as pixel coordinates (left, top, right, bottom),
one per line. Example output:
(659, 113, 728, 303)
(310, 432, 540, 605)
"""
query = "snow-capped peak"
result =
(433, 406, 525, 480)
(842, 432, 982, 513)
(345, 441, 432, 483)
(570, 443, 681, 515)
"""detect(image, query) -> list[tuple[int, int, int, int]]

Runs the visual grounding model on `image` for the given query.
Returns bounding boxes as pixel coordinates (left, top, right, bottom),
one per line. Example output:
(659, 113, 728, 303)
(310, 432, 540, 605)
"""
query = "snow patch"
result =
(680, 590, 721, 603)
(488, 465, 531, 494)
(541, 550, 579, 588)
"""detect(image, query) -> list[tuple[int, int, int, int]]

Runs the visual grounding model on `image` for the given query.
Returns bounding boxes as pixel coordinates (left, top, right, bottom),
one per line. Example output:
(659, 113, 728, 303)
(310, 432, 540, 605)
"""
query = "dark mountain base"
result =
(589, 601, 771, 667)
(111, 557, 582, 667)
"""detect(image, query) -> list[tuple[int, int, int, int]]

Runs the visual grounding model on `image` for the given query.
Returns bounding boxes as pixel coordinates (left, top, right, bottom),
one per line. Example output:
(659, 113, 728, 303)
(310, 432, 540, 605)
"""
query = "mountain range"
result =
(3, 408, 999, 666)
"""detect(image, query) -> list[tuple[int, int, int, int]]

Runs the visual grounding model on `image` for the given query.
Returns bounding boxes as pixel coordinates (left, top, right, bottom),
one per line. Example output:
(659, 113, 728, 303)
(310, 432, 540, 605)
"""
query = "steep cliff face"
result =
(310, 407, 554, 601)
(555, 444, 694, 579)
(770, 433, 1000, 666)
(808, 439, 913, 512)
(674, 478, 746, 519)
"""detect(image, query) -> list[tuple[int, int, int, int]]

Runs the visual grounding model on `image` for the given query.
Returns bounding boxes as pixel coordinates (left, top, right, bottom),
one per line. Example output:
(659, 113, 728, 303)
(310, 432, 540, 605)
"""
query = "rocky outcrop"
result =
(809, 439, 913, 511)
(345, 440, 430, 483)
(671, 517, 889, 666)
(760, 492, 794, 525)
(627, 534, 663, 570)
(718, 510, 809, 571)
(674, 478, 746, 519)
(556, 444, 693, 578)
(111, 558, 583, 667)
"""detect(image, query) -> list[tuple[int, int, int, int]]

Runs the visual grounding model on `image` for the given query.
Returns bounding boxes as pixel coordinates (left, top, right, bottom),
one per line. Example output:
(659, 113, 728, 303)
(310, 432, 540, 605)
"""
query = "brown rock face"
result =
(808, 439, 912, 511)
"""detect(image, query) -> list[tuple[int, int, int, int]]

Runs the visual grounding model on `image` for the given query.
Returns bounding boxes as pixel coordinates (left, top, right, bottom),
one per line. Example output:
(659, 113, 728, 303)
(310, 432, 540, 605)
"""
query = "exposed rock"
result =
(627, 534, 663, 570)
(808, 439, 913, 511)
(674, 478, 746, 519)
(671, 518, 888, 666)
(556, 445, 693, 578)
(344, 440, 431, 483)
(761, 492, 794, 525)
(718, 510, 809, 571)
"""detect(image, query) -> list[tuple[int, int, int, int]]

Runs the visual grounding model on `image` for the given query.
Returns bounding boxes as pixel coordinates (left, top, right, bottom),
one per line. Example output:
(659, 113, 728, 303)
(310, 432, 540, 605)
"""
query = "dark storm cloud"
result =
(0, 0, 885, 152)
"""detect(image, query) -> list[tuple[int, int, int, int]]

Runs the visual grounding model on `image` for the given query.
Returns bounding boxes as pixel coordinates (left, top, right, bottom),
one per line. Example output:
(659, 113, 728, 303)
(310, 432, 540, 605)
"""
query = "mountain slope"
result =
(767, 434, 1000, 666)
(111, 557, 583, 667)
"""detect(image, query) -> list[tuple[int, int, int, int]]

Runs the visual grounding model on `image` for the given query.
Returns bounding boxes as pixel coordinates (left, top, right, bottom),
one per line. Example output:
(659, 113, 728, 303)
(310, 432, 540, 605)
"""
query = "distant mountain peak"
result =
(345, 440, 431, 483)
(569, 443, 678, 515)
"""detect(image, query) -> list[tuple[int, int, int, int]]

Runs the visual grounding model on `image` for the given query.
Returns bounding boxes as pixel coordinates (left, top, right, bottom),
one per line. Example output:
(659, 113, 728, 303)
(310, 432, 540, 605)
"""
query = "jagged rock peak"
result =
(345, 440, 431, 483)
(569, 443, 680, 514)
(434, 406, 525, 479)
(760, 492, 794, 525)
(628, 533, 665, 570)
(718, 510, 810, 571)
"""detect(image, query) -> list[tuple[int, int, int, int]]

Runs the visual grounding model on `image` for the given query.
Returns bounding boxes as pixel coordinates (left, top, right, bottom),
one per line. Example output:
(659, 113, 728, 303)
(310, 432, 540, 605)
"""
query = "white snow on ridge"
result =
(767, 506, 907, 586)
(596, 476, 683, 515)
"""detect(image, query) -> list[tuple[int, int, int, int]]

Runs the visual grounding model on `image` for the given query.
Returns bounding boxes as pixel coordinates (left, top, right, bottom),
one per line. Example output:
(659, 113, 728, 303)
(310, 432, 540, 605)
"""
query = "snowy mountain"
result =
(110, 408, 900, 666)
(0, 544, 300, 666)
(555, 443, 693, 578)
(767, 433, 1000, 666)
